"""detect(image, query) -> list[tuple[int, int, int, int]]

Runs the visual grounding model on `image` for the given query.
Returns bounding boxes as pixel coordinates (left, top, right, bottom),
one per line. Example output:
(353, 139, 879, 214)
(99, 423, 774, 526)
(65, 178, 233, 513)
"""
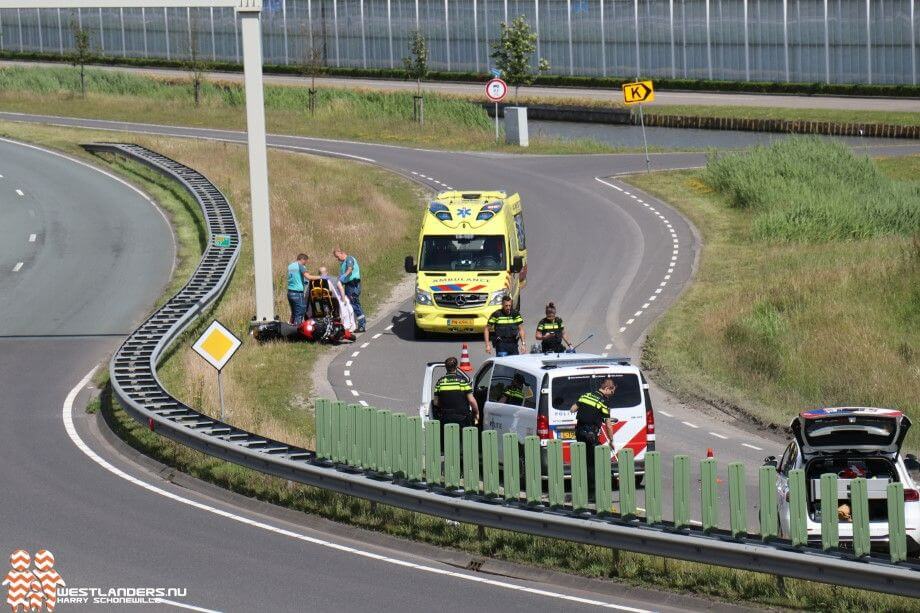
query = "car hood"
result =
(791, 407, 911, 456)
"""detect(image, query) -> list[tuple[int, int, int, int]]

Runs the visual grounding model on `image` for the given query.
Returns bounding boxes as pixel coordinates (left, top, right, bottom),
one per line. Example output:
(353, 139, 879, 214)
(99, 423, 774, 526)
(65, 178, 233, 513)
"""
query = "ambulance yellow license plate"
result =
(559, 431, 575, 440)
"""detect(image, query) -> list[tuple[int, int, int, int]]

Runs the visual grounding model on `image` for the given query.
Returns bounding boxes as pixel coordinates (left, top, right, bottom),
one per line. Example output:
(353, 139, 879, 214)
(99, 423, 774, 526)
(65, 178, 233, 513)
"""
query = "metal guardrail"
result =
(91, 143, 920, 599)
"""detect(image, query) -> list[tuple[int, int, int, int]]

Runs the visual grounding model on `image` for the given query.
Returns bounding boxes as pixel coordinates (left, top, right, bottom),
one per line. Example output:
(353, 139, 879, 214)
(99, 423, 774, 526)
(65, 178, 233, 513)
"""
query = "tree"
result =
(402, 30, 429, 124)
(186, 27, 209, 108)
(300, 26, 325, 118)
(490, 16, 550, 99)
(69, 20, 93, 98)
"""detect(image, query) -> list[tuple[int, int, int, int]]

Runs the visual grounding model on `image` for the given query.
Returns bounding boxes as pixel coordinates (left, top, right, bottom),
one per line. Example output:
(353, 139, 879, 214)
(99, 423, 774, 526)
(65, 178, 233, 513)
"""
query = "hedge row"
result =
(4, 50, 920, 98)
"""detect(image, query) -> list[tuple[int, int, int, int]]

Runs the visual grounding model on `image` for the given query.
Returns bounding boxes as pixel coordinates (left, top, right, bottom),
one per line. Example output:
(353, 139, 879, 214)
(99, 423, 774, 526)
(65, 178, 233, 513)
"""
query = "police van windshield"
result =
(420, 235, 507, 271)
(550, 373, 642, 411)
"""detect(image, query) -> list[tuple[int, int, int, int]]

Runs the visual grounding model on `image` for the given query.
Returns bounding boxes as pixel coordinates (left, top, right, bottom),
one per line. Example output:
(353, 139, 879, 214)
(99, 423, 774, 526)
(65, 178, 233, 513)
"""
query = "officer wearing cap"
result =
(484, 295, 525, 356)
(571, 378, 618, 487)
(535, 302, 573, 353)
(433, 357, 480, 433)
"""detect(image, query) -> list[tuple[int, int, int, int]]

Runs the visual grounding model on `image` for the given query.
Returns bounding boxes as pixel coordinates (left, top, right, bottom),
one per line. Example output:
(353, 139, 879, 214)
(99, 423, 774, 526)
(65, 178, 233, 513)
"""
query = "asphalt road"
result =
(6, 59, 920, 112)
(0, 127, 754, 611)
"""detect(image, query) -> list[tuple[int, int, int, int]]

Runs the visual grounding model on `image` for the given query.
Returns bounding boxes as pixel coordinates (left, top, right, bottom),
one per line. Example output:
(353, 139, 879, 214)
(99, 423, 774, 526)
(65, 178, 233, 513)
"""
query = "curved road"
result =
(0, 126, 757, 611)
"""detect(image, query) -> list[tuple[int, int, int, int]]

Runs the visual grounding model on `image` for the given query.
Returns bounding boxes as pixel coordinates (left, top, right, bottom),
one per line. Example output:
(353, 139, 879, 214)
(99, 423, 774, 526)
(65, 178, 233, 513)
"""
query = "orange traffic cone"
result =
(706, 447, 714, 458)
(459, 343, 473, 372)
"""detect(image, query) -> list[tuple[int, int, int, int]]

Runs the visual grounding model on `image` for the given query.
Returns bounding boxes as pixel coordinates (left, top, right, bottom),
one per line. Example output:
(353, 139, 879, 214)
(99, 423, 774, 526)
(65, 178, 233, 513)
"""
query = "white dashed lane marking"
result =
(345, 360, 353, 367)
(346, 380, 353, 387)
(658, 410, 673, 417)
(594, 176, 681, 339)
(29, 234, 36, 242)
(681, 421, 699, 429)
(359, 400, 369, 407)
(742, 443, 763, 451)
(343, 370, 350, 377)
(350, 390, 360, 397)
(710, 432, 728, 440)
(385, 324, 394, 331)
(351, 351, 360, 357)
(12, 262, 23, 272)
(360, 342, 370, 348)
(372, 333, 382, 339)
(16, 188, 24, 196)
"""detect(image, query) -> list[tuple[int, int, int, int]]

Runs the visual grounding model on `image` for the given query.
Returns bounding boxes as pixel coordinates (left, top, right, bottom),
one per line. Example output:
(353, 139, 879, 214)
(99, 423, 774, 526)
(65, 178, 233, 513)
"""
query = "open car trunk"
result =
(805, 455, 899, 523)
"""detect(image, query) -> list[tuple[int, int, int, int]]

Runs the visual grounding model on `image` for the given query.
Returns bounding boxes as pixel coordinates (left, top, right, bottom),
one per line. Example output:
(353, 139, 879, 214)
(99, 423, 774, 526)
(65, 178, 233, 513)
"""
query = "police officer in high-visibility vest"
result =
(534, 302, 573, 353)
(570, 378, 618, 489)
(484, 295, 525, 356)
(498, 373, 527, 406)
(432, 357, 480, 434)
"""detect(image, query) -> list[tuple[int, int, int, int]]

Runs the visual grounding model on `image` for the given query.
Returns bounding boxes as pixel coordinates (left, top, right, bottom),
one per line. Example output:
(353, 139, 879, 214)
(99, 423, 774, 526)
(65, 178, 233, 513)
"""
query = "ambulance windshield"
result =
(420, 235, 506, 271)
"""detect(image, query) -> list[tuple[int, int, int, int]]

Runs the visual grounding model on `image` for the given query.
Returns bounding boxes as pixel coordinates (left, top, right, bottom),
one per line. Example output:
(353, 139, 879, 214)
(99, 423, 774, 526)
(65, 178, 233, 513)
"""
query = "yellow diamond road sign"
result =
(192, 320, 242, 371)
(622, 80, 654, 105)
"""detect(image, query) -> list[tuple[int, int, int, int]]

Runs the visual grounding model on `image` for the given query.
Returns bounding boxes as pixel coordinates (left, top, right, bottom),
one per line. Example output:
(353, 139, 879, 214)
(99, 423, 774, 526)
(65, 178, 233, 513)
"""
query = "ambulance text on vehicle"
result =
(405, 191, 527, 337)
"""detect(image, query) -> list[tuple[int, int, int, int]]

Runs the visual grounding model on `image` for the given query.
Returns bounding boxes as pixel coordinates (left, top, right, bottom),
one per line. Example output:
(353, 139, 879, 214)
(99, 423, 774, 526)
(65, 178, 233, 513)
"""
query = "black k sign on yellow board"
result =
(622, 80, 655, 105)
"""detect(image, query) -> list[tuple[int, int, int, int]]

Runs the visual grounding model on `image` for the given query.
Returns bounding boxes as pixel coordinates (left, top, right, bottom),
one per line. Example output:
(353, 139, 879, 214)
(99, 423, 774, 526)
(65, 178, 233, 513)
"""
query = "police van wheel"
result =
(413, 321, 428, 340)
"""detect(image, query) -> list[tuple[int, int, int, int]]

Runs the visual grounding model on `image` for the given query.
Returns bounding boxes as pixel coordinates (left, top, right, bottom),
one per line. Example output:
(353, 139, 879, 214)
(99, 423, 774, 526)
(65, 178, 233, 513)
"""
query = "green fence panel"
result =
(547, 440, 565, 508)
(570, 442, 588, 512)
(503, 433, 521, 501)
(594, 445, 613, 515)
(356, 405, 371, 468)
(728, 462, 746, 538)
(381, 410, 395, 474)
(887, 482, 907, 563)
(315, 398, 330, 459)
(524, 436, 542, 505)
(463, 426, 481, 493)
(673, 455, 690, 529)
(618, 448, 636, 518)
(425, 420, 442, 485)
(850, 477, 871, 557)
(384, 412, 398, 475)
(373, 409, 389, 473)
(406, 417, 423, 481)
(481, 430, 500, 497)
(788, 469, 808, 547)
(346, 404, 361, 467)
(759, 465, 778, 541)
(644, 451, 662, 524)
(395, 413, 410, 478)
(700, 458, 718, 532)
(820, 473, 839, 551)
(331, 400, 346, 463)
(444, 423, 462, 489)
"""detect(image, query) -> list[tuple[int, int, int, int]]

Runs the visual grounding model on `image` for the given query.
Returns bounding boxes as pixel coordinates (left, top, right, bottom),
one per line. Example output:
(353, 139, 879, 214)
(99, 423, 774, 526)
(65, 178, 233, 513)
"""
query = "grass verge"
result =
(0, 65, 611, 153)
(626, 139, 920, 452)
(0, 118, 423, 446)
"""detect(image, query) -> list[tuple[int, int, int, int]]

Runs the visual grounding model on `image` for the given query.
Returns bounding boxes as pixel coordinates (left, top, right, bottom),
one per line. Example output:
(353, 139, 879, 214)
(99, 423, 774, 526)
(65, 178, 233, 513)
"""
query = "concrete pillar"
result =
(239, 8, 275, 322)
(504, 107, 529, 147)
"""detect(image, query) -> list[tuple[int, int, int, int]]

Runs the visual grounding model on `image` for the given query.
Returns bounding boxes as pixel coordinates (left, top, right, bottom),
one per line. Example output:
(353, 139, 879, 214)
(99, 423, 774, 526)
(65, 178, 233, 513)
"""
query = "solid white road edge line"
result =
(154, 598, 222, 613)
(63, 368, 651, 612)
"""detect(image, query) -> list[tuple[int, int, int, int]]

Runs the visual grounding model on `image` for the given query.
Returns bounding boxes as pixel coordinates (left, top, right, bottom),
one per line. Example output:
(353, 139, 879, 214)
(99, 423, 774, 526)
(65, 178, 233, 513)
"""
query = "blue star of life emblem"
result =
(457, 207, 472, 218)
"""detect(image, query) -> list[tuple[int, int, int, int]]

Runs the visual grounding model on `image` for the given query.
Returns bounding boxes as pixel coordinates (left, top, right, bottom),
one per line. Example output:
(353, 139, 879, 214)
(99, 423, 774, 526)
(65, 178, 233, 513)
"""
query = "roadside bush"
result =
(703, 138, 920, 241)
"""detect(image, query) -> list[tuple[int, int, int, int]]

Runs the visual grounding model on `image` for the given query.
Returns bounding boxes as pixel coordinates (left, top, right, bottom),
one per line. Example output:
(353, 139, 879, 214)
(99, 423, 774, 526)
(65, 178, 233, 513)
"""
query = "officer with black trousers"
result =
(484, 295, 525, 356)
(571, 378, 618, 492)
(433, 357, 480, 448)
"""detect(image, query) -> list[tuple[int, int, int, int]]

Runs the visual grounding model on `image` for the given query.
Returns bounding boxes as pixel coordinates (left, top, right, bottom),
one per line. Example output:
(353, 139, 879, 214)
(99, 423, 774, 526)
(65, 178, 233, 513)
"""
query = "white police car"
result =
(767, 407, 920, 553)
(421, 353, 655, 482)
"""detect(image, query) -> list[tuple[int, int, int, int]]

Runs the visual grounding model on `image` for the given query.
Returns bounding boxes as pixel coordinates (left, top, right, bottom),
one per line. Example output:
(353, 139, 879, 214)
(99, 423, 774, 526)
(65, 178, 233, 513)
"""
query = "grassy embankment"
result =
(0, 65, 611, 153)
(0, 119, 422, 445)
(17, 123, 914, 610)
(627, 139, 920, 452)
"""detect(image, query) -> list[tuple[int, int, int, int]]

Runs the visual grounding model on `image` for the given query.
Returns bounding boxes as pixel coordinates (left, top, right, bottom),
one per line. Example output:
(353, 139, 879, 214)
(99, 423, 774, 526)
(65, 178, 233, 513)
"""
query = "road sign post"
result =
(191, 320, 242, 422)
(622, 80, 655, 174)
(485, 77, 508, 143)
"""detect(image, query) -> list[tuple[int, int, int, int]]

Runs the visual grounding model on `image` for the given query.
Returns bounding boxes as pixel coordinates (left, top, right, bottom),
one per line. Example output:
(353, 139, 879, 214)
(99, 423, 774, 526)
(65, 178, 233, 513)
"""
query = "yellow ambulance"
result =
(404, 191, 527, 337)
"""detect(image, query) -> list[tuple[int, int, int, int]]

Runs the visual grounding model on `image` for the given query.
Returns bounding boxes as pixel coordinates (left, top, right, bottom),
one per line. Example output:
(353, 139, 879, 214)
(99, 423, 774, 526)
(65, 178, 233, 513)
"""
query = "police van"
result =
(404, 191, 527, 338)
(420, 353, 656, 483)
